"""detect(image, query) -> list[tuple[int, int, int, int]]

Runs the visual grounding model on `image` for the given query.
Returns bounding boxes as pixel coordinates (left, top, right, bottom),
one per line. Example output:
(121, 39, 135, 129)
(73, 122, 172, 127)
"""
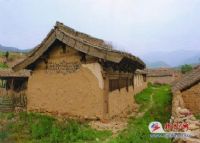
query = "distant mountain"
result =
(141, 50, 200, 67)
(0, 44, 30, 53)
(146, 61, 171, 68)
(0, 44, 19, 52)
(183, 55, 200, 65)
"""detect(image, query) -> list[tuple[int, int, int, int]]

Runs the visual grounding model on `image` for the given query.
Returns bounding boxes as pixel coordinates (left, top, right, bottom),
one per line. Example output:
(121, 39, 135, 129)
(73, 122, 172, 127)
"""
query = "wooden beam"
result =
(126, 77, 129, 92)
(132, 75, 134, 90)
(118, 73, 121, 92)
(103, 73, 109, 119)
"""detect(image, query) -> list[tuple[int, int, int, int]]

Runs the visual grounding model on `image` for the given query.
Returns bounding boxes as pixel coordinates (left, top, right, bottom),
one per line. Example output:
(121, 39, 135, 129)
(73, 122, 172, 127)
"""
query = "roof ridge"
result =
(172, 68, 200, 92)
(12, 22, 145, 71)
(55, 22, 145, 65)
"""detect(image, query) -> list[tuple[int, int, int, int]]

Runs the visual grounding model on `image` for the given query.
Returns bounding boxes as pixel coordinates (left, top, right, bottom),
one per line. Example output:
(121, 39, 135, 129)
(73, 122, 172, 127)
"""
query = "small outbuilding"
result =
(0, 69, 30, 111)
(12, 22, 147, 119)
(146, 68, 180, 84)
(172, 66, 200, 114)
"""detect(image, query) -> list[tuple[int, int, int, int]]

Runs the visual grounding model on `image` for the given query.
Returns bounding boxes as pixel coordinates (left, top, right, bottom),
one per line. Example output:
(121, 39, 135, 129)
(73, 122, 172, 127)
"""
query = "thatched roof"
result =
(0, 69, 30, 78)
(13, 22, 145, 71)
(172, 66, 200, 92)
(146, 68, 174, 77)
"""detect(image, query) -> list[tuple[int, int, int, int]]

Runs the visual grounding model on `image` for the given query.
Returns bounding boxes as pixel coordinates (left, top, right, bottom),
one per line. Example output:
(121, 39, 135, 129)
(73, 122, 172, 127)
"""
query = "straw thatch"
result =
(0, 69, 30, 78)
(13, 22, 145, 71)
(172, 66, 200, 92)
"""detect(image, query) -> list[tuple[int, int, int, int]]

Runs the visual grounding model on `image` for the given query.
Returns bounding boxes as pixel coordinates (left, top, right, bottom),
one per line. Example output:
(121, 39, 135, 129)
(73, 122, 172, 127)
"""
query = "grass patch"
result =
(108, 84, 172, 143)
(0, 112, 111, 143)
(135, 84, 152, 112)
(195, 114, 200, 120)
(0, 84, 172, 143)
(0, 130, 8, 141)
(0, 63, 8, 68)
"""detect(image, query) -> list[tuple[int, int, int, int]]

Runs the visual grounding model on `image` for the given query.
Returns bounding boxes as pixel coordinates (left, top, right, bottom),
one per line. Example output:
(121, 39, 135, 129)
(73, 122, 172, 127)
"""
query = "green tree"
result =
(5, 51, 9, 61)
(181, 64, 193, 74)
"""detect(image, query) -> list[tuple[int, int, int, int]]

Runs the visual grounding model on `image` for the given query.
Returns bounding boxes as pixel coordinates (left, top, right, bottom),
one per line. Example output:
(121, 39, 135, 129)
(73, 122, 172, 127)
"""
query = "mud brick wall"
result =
(147, 76, 175, 84)
(182, 82, 200, 114)
(27, 44, 105, 119)
(109, 82, 147, 118)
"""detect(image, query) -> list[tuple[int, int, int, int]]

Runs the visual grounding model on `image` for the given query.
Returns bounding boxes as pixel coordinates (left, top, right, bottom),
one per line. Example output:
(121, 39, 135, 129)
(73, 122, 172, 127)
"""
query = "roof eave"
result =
(13, 22, 146, 71)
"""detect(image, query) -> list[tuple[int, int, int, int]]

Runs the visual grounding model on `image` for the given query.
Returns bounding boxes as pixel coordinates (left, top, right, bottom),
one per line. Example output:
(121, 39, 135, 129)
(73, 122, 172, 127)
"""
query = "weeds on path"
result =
(107, 84, 172, 143)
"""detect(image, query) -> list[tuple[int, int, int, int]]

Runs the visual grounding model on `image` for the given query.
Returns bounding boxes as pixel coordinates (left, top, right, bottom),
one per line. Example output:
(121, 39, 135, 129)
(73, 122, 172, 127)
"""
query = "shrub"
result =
(6, 113, 15, 120)
(50, 124, 62, 143)
(181, 64, 193, 74)
(63, 120, 111, 142)
(63, 120, 81, 141)
(30, 115, 54, 139)
(0, 63, 8, 68)
(0, 112, 111, 142)
(0, 130, 8, 141)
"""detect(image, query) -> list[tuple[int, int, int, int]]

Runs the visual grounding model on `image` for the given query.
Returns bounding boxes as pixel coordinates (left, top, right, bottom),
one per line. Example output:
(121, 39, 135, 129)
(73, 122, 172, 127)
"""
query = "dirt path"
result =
(135, 93, 154, 118)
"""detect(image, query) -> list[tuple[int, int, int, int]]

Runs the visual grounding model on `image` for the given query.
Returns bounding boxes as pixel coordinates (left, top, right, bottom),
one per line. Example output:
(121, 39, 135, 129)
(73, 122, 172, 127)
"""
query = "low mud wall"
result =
(182, 83, 200, 114)
(172, 90, 200, 143)
(109, 83, 147, 118)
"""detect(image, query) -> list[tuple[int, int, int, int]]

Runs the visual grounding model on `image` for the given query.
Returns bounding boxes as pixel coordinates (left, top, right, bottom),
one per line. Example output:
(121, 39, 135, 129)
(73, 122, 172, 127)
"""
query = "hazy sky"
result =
(0, 0, 200, 55)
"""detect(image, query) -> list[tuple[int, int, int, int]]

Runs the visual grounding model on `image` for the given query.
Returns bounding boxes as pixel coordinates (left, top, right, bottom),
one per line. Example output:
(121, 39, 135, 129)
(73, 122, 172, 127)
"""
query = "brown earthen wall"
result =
(147, 76, 175, 84)
(182, 82, 200, 114)
(134, 82, 147, 95)
(27, 46, 104, 119)
(109, 81, 147, 117)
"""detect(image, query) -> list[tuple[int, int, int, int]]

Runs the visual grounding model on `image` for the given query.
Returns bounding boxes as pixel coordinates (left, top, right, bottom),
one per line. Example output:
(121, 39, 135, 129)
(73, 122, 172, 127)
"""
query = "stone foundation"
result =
(172, 90, 200, 143)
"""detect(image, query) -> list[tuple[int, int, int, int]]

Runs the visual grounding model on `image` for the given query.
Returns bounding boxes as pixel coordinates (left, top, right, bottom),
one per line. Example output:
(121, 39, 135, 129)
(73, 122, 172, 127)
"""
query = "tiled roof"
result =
(172, 66, 200, 92)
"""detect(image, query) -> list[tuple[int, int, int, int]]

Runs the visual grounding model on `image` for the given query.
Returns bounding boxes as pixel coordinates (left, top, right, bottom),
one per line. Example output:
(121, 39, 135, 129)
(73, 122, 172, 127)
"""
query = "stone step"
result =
(0, 101, 13, 103)
(0, 100, 12, 102)
(0, 104, 13, 106)
(1, 99, 13, 101)
(0, 107, 13, 109)
(0, 109, 14, 112)
(1, 100, 13, 102)
(0, 102, 13, 105)
(0, 105, 13, 107)
(0, 107, 14, 110)
(2, 98, 13, 100)
(0, 103, 13, 105)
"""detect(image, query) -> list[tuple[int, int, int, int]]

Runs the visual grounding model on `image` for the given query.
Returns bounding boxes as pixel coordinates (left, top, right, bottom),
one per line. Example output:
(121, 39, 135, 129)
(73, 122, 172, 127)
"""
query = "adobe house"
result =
(146, 68, 180, 84)
(172, 66, 200, 114)
(12, 22, 147, 119)
(171, 66, 200, 143)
